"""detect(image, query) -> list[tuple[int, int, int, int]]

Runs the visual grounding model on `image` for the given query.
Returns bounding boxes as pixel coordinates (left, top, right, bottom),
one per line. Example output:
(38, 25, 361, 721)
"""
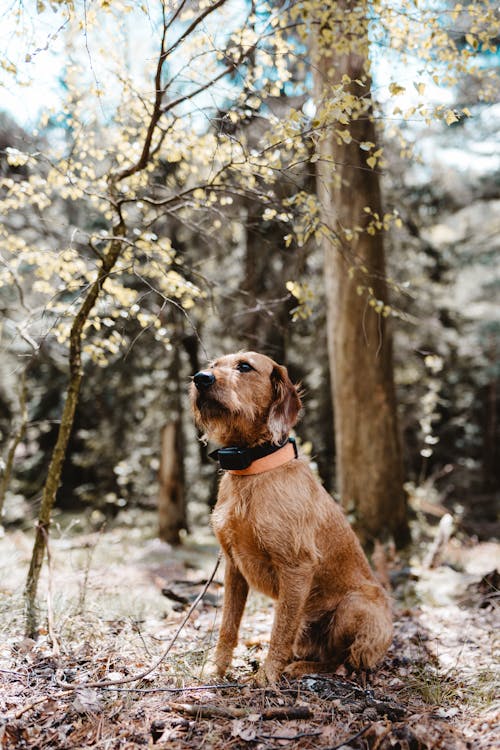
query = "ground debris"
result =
(294, 674, 408, 720)
(1, 521, 497, 749)
(464, 569, 500, 609)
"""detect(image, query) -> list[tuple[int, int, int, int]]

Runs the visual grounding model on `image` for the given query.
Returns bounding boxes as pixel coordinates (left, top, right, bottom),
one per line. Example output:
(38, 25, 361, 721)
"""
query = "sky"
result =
(1, 1, 67, 124)
(0, 1, 158, 126)
(0, 0, 497, 180)
(0, 0, 453, 128)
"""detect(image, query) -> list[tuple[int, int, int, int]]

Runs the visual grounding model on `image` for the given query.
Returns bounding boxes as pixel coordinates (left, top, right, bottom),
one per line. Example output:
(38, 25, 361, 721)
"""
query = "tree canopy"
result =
(0, 0, 498, 620)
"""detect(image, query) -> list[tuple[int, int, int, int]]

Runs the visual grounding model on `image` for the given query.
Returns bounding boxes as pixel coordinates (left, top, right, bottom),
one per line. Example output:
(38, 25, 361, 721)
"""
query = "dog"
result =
(191, 351, 393, 685)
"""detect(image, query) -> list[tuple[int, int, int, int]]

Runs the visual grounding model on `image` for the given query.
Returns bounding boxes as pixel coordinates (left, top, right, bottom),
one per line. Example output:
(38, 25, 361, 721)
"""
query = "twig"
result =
(260, 730, 322, 741)
(324, 724, 372, 750)
(260, 706, 313, 721)
(100, 683, 240, 694)
(168, 702, 313, 721)
(423, 513, 454, 569)
(163, 0, 228, 59)
(0, 668, 27, 679)
(169, 702, 246, 719)
(76, 524, 105, 616)
(55, 554, 221, 690)
(12, 692, 70, 720)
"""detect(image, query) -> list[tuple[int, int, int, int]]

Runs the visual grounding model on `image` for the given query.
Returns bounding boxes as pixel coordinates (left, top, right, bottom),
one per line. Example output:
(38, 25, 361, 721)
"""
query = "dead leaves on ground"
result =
(1, 531, 498, 749)
(1, 666, 476, 750)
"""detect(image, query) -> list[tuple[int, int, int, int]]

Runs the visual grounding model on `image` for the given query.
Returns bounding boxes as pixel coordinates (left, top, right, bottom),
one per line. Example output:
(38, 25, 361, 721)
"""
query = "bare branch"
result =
(163, 0, 228, 60)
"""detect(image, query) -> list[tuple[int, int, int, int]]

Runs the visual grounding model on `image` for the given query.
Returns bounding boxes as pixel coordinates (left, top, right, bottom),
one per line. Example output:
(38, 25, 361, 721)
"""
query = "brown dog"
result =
(191, 351, 393, 685)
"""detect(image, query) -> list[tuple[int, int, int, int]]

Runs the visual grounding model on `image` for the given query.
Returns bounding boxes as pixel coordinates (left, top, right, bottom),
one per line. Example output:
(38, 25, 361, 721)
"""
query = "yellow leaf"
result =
(337, 129, 352, 144)
(389, 82, 406, 96)
(444, 109, 459, 126)
(465, 33, 478, 50)
(366, 156, 377, 169)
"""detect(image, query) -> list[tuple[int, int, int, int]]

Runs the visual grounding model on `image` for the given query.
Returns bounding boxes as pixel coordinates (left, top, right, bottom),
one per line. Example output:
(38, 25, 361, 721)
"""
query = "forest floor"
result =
(0, 508, 498, 750)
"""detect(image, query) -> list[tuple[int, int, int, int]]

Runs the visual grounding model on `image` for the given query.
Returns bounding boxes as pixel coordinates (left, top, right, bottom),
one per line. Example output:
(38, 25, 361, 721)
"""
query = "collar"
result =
(209, 437, 298, 476)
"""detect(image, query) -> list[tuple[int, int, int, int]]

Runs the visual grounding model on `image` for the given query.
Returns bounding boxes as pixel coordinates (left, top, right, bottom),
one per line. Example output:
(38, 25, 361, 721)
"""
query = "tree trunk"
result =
(158, 420, 187, 545)
(24, 230, 124, 635)
(0, 364, 29, 520)
(482, 338, 499, 493)
(312, 0, 409, 546)
(239, 204, 290, 363)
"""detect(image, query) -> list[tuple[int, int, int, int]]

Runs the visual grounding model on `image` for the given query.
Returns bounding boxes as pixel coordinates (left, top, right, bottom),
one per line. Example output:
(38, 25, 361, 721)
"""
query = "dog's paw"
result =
(283, 661, 306, 678)
(283, 660, 319, 679)
(252, 661, 282, 687)
(283, 659, 337, 679)
(253, 666, 273, 687)
(202, 653, 232, 681)
(211, 646, 235, 678)
(201, 659, 223, 680)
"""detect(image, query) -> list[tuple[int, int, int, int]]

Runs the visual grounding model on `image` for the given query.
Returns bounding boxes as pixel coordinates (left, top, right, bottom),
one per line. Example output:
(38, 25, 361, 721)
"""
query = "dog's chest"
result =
(212, 500, 279, 599)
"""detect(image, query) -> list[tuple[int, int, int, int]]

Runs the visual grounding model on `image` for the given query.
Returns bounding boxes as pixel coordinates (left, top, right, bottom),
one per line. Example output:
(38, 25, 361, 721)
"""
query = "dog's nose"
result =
(193, 371, 216, 390)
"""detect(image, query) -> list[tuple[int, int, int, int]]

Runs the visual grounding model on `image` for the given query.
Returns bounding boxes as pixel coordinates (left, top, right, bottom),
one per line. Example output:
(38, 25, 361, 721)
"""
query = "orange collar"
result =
(228, 440, 298, 476)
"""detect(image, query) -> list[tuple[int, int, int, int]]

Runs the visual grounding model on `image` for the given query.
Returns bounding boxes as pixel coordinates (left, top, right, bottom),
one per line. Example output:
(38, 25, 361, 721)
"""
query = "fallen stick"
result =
(168, 702, 313, 721)
(11, 692, 70, 720)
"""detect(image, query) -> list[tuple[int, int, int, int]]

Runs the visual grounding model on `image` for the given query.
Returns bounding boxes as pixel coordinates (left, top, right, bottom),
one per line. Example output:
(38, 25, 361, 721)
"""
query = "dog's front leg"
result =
(256, 567, 313, 686)
(214, 555, 249, 677)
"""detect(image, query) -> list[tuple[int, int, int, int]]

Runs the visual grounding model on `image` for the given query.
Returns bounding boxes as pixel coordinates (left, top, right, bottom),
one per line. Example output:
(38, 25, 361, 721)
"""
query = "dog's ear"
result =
(268, 364, 302, 444)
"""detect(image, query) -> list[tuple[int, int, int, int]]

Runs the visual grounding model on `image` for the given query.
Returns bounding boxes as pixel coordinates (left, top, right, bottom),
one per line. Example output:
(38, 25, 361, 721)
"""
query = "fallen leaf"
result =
(231, 719, 257, 741)
(72, 689, 102, 715)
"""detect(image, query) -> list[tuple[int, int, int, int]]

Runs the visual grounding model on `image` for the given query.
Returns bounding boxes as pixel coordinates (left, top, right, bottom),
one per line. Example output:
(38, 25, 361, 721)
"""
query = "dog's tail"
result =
(332, 585, 393, 670)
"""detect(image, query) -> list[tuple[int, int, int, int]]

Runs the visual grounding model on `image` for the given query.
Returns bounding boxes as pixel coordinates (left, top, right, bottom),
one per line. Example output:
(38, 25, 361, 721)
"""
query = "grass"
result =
(405, 661, 468, 706)
(402, 652, 499, 712)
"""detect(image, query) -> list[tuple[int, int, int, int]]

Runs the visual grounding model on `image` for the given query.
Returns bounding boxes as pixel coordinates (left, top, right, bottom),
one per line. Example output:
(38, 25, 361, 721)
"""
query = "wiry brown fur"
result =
(191, 352, 393, 685)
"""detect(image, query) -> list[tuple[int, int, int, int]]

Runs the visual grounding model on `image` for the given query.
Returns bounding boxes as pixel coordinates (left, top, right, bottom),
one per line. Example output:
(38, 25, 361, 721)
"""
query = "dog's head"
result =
(190, 351, 302, 447)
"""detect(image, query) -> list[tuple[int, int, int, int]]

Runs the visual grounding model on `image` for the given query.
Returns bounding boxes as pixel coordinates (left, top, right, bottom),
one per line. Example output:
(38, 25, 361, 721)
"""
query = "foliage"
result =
(0, 0, 498, 530)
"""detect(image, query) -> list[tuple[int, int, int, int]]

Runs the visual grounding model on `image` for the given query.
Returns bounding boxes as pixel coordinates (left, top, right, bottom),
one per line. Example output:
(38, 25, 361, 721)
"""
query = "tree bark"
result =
(158, 420, 187, 545)
(312, 0, 410, 546)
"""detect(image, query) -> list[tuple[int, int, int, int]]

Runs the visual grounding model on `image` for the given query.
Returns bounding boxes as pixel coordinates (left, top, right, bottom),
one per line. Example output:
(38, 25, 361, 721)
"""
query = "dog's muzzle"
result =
(193, 370, 216, 390)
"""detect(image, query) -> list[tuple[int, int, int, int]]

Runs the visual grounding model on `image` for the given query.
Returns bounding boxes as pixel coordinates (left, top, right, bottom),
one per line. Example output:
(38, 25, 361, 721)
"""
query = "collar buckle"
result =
(209, 446, 253, 471)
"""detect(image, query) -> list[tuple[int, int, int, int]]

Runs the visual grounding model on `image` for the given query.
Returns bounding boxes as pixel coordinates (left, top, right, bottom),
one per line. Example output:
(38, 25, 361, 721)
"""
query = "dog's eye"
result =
(236, 362, 254, 373)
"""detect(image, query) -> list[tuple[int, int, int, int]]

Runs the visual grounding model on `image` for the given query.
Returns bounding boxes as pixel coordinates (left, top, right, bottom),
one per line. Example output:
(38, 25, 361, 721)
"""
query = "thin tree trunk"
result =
(0, 366, 29, 520)
(24, 229, 124, 635)
(482, 338, 498, 492)
(312, 0, 409, 546)
(23, 10, 187, 631)
(158, 420, 187, 545)
(183, 333, 211, 468)
(240, 204, 290, 361)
